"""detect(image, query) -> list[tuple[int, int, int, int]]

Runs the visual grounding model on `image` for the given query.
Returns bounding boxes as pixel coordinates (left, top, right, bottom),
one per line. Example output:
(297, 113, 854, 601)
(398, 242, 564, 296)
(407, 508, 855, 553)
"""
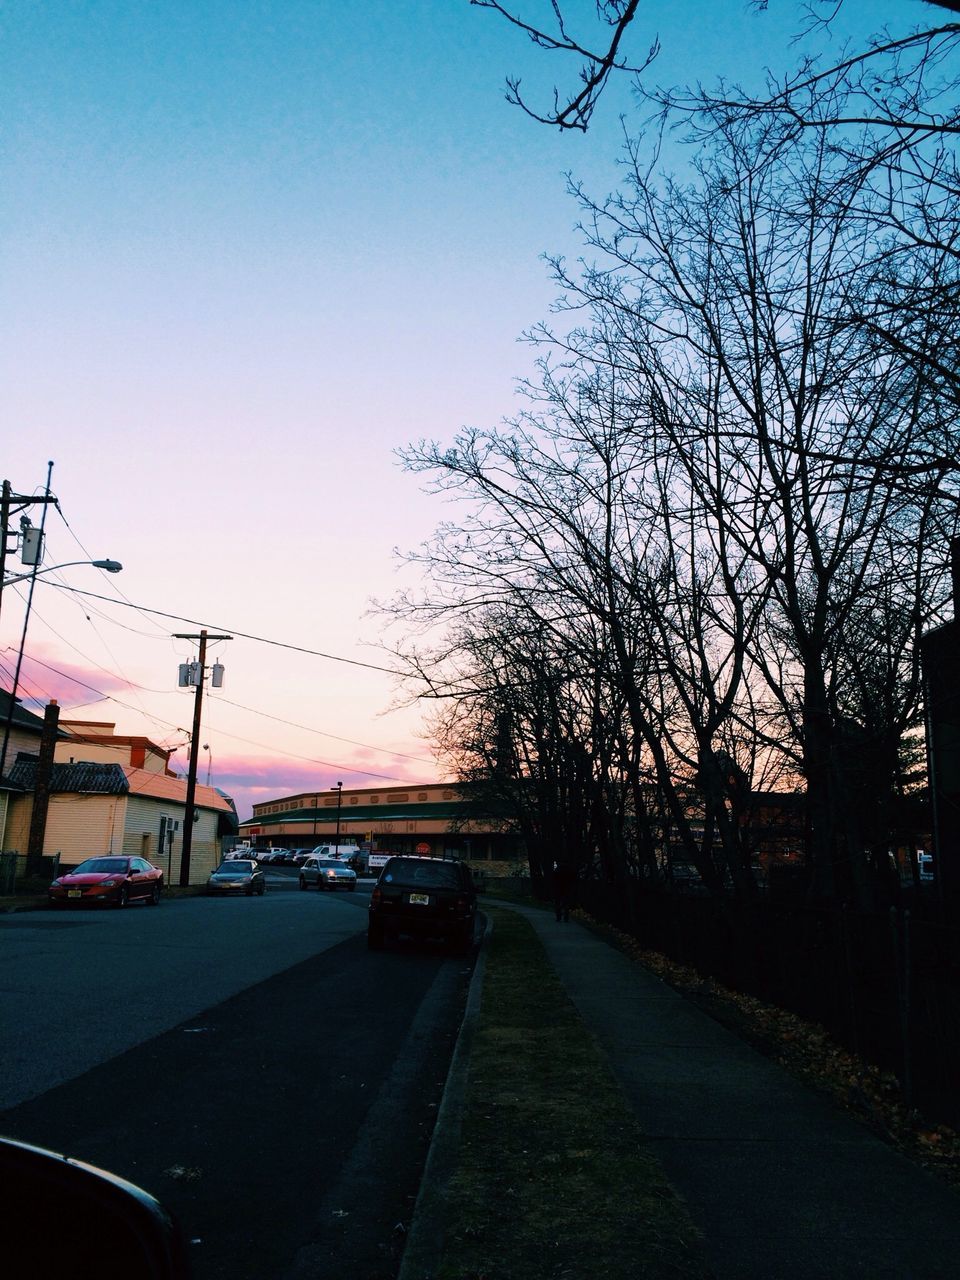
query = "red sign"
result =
(415, 842, 430, 854)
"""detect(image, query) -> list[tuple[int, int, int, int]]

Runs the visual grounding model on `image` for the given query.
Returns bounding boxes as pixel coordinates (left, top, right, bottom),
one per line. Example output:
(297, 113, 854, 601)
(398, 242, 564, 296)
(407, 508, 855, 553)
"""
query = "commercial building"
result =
(239, 781, 523, 863)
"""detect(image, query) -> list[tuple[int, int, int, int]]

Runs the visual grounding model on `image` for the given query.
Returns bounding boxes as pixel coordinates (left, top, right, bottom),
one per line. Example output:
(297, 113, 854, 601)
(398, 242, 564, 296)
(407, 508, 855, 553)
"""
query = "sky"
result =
(1, 1, 912, 819)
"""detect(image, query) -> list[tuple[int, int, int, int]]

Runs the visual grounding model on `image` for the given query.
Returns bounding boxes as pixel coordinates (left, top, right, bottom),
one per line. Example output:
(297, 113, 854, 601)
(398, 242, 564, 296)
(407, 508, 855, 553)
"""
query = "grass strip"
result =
(435, 907, 708, 1280)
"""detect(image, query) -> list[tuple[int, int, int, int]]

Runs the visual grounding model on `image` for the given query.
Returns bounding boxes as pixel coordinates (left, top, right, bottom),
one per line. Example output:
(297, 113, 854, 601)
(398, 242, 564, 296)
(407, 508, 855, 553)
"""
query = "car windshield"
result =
(382, 859, 461, 888)
(216, 862, 252, 874)
(72, 858, 129, 875)
(317, 860, 345, 869)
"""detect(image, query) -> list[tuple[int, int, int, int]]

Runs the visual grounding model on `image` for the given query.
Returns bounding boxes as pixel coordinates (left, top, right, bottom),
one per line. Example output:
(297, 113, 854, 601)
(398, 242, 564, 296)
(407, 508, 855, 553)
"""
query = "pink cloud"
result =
(5, 647, 137, 710)
(165, 752, 440, 822)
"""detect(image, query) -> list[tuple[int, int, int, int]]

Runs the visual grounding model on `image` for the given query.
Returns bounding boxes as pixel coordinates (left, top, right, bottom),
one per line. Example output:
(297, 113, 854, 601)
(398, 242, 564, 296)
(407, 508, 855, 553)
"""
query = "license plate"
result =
(68, 890, 82, 898)
(409, 893, 430, 905)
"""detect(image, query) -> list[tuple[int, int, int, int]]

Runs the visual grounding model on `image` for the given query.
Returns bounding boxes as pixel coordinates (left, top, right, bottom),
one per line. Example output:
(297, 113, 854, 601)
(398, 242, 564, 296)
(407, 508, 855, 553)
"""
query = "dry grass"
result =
(436, 907, 708, 1280)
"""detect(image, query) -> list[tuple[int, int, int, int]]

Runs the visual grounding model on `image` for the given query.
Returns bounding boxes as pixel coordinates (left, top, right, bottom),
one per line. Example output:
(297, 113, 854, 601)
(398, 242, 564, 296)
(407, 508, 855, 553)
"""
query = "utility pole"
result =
(173, 629, 231, 884)
(0, 473, 60, 628)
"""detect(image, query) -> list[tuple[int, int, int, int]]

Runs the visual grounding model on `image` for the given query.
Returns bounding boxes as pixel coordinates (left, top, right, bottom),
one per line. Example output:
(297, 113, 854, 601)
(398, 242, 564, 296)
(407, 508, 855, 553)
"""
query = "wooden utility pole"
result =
(173, 630, 231, 884)
(0, 475, 59, 629)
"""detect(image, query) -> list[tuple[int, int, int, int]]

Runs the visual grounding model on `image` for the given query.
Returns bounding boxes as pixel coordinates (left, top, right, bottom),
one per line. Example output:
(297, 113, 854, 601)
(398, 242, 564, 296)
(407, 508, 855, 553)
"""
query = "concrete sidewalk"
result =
(495, 903, 959, 1279)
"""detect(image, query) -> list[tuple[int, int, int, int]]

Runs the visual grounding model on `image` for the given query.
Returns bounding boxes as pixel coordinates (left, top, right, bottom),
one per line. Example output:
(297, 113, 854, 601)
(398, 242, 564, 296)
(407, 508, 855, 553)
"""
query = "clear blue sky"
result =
(0, 1, 914, 817)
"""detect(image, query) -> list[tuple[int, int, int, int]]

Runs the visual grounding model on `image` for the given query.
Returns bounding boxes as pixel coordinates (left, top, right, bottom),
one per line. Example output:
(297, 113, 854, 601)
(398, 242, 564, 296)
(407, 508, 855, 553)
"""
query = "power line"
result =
(47, 584, 405, 675)
(9, 645, 431, 767)
(8, 650, 418, 783)
(214, 696, 436, 765)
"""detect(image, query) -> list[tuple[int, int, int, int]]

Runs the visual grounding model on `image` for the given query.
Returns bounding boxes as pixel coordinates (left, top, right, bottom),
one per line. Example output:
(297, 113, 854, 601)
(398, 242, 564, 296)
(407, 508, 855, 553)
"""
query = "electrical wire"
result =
(45, 584, 405, 675)
(7, 650, 416, 782)
(213, 696, 436, 765)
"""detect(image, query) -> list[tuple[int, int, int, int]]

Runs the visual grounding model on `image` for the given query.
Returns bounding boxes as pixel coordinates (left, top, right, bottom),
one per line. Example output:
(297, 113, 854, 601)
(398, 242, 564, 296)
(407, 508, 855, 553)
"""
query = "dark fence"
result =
(0, 851, 61, 894)
(572, 879, 960, 1129)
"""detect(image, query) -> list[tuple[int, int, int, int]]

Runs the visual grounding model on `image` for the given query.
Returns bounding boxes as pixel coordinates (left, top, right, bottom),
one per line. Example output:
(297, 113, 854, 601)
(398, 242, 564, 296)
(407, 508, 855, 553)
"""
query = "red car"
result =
(48, 856, 164, 908)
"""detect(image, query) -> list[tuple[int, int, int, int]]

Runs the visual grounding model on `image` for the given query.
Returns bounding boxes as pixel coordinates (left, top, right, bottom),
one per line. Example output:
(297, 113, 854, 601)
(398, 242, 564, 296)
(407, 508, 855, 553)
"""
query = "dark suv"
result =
(367, 856, 476, 953)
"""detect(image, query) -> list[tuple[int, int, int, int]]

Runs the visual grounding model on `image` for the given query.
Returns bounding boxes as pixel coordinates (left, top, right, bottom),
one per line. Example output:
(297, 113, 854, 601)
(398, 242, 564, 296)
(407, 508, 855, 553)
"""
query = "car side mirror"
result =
(0, 1136, 192, 1278)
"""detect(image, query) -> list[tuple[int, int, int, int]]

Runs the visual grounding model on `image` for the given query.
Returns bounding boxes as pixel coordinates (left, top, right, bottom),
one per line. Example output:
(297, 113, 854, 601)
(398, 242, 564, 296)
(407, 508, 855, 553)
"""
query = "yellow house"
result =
(0, 690, 52, 853)
(4, 717, 237, 883)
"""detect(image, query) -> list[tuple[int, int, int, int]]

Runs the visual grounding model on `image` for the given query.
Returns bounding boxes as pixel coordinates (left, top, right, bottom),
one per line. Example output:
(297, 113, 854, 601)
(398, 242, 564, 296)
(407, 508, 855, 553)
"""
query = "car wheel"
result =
(367, 923, 385, 951)
(147, 883, 161, 906)
(349, 882, 357, 892)
(259, 882, 266, 895)
(117, 885, 129, 909)
(298, 877, 307, 891)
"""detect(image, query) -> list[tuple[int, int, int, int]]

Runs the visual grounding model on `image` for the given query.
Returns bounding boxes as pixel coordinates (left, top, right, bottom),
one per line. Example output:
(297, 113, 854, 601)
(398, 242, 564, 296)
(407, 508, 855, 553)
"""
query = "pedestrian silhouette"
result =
(553, 861, 575, 922)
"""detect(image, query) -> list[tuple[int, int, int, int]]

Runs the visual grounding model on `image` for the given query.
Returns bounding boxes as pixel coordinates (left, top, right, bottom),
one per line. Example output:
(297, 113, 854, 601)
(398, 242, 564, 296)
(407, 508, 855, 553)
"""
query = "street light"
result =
(2, 559, 123, 588)
(334, 781, 343, 852)
(1, 557, 124, 777)
(202, 743, 213, 787)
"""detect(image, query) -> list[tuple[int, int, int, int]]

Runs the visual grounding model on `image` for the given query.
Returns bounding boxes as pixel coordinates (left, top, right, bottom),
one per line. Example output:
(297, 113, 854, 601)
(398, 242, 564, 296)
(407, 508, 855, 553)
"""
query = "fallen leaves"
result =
(584, 914, 960, 1189)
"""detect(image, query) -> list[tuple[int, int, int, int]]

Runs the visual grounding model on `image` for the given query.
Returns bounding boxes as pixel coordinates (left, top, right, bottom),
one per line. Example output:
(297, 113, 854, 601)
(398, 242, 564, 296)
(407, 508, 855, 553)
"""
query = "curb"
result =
(398, 912, 492, 1280)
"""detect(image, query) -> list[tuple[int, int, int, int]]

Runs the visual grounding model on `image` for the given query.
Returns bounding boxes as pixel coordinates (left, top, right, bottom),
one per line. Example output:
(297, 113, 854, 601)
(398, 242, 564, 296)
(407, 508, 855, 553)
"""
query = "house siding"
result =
(3, 792, 128, 863)
(122, 795, 221, 883)
(0, 724, 42, 776)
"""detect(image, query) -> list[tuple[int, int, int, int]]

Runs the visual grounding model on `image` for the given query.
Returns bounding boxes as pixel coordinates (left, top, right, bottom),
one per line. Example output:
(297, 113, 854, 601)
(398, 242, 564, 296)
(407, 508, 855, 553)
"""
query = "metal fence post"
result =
(890, 907, 913, 1106)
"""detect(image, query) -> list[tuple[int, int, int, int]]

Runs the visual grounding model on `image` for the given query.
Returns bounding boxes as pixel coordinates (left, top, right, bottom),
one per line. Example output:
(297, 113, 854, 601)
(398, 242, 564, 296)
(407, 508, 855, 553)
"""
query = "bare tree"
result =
(473, 1, 960, 130)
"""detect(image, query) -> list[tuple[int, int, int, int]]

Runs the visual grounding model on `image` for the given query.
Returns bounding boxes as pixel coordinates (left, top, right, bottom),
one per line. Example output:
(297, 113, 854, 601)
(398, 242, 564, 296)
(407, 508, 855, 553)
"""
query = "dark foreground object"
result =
(1, 1136, 191, 1278)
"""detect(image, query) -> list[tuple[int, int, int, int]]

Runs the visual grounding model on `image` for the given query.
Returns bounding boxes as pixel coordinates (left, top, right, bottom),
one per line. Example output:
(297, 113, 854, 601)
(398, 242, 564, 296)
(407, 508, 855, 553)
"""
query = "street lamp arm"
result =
(2, 559, 123, 587)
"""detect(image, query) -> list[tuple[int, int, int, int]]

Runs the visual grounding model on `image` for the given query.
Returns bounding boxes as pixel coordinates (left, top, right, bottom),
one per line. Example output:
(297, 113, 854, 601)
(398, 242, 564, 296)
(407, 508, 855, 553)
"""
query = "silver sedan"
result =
(299, 857, 358, 892)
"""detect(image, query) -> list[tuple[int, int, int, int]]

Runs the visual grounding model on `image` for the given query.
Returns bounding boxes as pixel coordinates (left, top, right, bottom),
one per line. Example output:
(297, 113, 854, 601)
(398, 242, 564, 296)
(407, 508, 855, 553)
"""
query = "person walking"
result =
(552, 861, 575, 922)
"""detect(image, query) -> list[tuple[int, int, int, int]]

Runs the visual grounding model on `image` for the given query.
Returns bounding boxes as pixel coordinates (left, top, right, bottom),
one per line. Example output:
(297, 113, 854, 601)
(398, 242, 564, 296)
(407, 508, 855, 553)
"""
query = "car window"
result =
(74, 857, 130, 874)
(382, 859, 462, 889)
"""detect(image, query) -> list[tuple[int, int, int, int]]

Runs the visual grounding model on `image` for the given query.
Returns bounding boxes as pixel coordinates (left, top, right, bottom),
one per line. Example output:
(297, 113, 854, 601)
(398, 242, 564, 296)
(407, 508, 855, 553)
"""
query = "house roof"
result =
(8, 757, 129, 795)
(0, 689, 61, 735)
(7, 754, 234, 814)
(123, 767, 234, 813)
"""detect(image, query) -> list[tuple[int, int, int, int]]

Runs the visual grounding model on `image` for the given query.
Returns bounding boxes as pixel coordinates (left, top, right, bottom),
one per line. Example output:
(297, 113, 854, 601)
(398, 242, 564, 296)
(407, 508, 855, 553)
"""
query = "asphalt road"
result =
(0, 876, 476, 1279)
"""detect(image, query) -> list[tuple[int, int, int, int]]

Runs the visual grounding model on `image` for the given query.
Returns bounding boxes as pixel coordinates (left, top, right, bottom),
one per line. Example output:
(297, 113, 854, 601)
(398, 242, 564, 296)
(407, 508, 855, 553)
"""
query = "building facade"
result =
(1, 710, 238, 883)
(240, 781, 523, 863)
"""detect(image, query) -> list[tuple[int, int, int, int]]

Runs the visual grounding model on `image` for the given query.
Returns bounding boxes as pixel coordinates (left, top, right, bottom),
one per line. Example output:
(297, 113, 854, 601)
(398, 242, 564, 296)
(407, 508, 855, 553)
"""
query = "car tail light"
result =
(371, 887, 382, 906)
(455, 895, 469, 910)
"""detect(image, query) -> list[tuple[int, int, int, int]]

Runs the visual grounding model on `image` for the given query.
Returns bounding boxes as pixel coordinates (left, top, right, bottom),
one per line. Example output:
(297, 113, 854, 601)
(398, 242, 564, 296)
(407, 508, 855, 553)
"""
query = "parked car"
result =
(289, 848, 313, 865)
(206, 860, 266, 896)
(299, 857, 358, 892)
(48, 856, 164, 908)
(367, 856, 476, 953)
(310, 844, 358, 861)
(345, 850, 369, 875)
